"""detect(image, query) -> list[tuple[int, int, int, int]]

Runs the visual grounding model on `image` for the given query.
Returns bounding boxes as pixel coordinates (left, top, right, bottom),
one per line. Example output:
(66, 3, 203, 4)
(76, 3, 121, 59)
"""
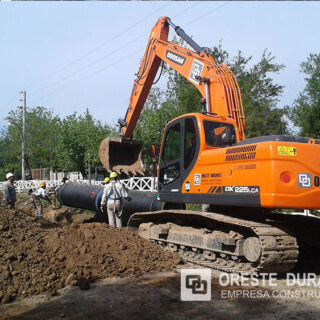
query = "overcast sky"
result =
(1, 1, 320, 128)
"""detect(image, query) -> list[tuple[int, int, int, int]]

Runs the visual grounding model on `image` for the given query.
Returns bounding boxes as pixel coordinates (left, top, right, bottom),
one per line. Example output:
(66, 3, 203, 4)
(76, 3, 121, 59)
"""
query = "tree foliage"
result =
(0, 106, 61, 179)
(289, 53, 320, 137)
(0, 107, 111, 180)
(210, 44, 287, 137)
(57, 110, 112, 177)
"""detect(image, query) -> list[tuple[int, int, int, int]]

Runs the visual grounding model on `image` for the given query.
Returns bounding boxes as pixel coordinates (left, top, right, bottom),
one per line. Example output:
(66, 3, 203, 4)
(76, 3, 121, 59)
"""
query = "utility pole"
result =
(86, 108, 91, 185)
(20, 91, 26, 180)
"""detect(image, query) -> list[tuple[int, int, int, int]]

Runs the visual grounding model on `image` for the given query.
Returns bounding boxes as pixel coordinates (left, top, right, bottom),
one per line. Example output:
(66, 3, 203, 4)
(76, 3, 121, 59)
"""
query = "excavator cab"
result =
(158, 113, 237, 194)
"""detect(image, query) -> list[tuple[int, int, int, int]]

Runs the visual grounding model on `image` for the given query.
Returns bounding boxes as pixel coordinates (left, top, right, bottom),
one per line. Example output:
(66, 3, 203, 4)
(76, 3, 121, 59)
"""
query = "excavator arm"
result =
(100, 16, 245, 174)
(120, 17, 245, 139)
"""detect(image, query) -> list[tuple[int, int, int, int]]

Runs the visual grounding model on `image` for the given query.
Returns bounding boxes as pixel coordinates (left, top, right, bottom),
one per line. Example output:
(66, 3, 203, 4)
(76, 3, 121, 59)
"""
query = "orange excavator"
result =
(100, 17, 320, 273)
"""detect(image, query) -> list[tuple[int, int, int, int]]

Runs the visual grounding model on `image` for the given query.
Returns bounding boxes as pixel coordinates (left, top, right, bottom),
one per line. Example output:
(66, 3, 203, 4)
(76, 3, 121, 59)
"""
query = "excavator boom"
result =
(99, 16, 245, 174)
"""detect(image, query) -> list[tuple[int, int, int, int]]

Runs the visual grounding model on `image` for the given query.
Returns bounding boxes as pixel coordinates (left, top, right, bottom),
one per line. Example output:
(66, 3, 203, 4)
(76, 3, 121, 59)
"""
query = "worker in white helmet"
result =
(31, 182, 51, 219)
(100, 172, 129, 228)
(3, 173, 16, 210)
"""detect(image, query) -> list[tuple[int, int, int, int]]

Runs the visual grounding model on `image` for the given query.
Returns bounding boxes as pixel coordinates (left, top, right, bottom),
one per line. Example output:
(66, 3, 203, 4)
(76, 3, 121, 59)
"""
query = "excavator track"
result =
(128, 210, 299, 274)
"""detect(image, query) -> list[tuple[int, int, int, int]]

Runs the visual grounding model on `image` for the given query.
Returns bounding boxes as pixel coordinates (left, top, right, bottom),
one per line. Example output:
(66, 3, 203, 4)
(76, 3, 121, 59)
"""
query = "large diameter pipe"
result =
(56, 182, 164, 215)
(123, 190, 164, 214)
(56, 182, 103, 212)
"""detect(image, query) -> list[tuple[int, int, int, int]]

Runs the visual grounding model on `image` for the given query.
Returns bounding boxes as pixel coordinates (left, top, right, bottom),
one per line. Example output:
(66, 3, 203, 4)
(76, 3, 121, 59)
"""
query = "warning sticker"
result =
(277, 146, 297, 156)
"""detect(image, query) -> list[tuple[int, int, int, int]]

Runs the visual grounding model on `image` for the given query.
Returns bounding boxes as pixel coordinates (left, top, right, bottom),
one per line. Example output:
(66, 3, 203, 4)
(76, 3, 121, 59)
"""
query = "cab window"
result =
(204, 121, 236, 147)
(160, 163, 180, 185)
(184, 118, 197, 169)
(162, 123, 181, 163)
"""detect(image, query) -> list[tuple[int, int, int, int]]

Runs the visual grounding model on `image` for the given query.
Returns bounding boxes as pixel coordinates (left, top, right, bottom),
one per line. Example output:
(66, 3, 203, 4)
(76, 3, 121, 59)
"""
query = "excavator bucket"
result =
(99, 137, 144, 175)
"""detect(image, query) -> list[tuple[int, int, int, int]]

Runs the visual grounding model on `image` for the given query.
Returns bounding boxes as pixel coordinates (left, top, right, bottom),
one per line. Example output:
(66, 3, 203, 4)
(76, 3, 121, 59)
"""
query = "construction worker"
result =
(60, 176, 69, 184)
(31, 182, 51, 219)
(3, 173, 16, 210)
(100, 172, 129, 228)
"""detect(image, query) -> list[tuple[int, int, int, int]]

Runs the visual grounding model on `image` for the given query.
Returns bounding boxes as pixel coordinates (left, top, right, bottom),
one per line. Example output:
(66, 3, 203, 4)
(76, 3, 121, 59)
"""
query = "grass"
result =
(186, 203, 202, 212)
(16, 193, 30, 202)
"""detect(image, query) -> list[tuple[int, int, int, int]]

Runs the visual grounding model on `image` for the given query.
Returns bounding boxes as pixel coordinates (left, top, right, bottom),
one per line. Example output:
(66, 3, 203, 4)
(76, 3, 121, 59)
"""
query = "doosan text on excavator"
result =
(98, 17, 320, 274)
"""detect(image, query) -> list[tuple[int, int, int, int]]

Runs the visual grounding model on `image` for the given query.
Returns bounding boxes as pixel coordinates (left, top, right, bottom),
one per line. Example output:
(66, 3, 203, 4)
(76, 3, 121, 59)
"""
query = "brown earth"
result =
(0, 203, 180, 305)
(2, 270, 320, 320)
(1, 201, 320, 319)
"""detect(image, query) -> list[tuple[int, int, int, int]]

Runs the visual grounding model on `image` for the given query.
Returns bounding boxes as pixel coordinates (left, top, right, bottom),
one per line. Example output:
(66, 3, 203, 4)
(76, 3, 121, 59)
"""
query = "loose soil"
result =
(0, 201, 180, 305)
(1, 198, 320, 320)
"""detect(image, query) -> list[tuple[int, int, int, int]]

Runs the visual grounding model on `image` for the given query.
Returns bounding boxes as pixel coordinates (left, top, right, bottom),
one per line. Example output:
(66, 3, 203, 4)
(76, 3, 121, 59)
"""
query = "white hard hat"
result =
(6, 173, 14, 180)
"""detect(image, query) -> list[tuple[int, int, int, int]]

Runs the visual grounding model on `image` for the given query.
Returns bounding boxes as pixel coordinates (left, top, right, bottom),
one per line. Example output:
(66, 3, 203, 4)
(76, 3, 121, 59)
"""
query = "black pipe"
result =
(56, 182, 164, 216)
(123, 190, 164, 213)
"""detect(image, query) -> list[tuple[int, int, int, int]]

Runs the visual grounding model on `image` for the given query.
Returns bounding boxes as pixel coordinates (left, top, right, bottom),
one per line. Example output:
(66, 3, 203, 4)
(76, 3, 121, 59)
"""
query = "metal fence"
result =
(0, 177, 157, 193)
(121, 177, 157, 191)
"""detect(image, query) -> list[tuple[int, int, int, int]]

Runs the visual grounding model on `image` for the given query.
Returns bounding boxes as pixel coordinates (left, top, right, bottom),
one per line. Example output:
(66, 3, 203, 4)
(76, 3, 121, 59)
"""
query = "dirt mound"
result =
(0, 207, 180, 304)
(15, 197, 85, 223)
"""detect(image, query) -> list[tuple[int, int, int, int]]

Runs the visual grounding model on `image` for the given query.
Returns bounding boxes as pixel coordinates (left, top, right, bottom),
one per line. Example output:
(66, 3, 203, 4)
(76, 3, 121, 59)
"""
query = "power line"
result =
(28, 1, 174, 92)
(36, 48, 143, 100)
(171, 1, 200, 19)
(185, 2, 231, 27)
(31, 2, 200, 99)
(31, 31, 149, 97)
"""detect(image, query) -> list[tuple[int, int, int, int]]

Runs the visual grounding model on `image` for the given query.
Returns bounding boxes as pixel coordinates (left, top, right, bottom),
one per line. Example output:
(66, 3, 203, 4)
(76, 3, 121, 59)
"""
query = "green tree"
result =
(57, 110, 111, 177)
(209, 44, 287, 137)
(289, 53, 320, 137)
(0, 106, 61, 179)
(0, 128, 17, 180)
(0, 106, 111, 180)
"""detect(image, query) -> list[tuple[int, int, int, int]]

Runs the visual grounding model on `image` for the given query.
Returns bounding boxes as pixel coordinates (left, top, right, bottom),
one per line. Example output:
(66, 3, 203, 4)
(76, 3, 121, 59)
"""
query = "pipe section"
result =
(56, 182, 164, 216)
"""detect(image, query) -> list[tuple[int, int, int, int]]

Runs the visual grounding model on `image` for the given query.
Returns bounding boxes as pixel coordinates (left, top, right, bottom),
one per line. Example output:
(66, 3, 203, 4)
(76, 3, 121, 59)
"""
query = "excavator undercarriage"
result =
(128, 210, 320, 274)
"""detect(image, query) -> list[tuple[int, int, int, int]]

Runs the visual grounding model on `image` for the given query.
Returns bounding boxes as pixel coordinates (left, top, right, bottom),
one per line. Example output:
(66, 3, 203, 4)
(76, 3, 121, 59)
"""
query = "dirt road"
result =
(2, 269, 320, 320)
